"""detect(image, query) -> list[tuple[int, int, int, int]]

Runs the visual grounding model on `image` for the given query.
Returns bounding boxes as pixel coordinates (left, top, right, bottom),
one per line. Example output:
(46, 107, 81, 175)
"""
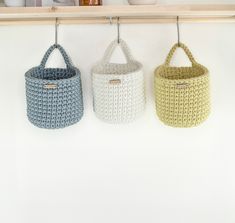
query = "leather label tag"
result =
(109, 79, 121, 85)
(175, 83, 190, 89)
(44, 84, 57, 89)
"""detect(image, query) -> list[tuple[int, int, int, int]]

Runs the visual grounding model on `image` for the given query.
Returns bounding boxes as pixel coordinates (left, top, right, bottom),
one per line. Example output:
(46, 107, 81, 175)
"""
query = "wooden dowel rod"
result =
(0, 5, 235, 25)
(0, 5, 235, 19)
(0, 16, 235, 25)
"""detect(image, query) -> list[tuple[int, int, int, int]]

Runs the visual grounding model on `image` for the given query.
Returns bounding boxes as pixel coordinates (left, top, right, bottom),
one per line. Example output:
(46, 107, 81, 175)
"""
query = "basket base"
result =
(95, 110, 145, 124)
(27, 113, 84, 129)
(156, 112, 210, 128)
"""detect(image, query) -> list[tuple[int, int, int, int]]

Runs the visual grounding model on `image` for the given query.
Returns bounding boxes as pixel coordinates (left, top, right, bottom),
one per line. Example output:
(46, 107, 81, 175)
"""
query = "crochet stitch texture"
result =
(25, 44, 83, 129)
(154, 43, 210, 128)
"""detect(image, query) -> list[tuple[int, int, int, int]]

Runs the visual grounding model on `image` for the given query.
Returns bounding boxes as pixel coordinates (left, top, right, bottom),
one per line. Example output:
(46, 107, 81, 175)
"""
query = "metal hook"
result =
(117, 17, 120, 44)
(177, 16, 180, 47)
(109, 16, 113, 25)
(55, 17, 59, 47)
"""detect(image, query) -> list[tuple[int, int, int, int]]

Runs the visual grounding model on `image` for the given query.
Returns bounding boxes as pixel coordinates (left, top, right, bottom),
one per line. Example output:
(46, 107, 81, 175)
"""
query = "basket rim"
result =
(92, 60, 143, 75)
(154, 63, 209, 82)
(25, 65, 81, 82)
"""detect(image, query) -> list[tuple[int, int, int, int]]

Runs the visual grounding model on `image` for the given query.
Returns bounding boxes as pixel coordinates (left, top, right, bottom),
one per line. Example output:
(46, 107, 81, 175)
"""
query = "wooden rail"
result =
(0, 5, 235, 25)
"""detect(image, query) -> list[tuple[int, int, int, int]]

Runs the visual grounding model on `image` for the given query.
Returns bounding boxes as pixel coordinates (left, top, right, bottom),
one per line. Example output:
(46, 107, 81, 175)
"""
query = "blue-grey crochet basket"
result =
(25, 44, 83, 129)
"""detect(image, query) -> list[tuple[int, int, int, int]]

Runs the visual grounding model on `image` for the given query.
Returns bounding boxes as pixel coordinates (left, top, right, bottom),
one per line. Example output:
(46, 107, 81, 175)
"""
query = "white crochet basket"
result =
(92, 39, 145, 124)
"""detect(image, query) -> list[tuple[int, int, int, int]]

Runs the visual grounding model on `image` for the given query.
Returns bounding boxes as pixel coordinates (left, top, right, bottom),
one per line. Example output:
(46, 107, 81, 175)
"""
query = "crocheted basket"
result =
(25, 44, 83, 129)
(92, 39, 145, 124)
(154, 43, 210, 128)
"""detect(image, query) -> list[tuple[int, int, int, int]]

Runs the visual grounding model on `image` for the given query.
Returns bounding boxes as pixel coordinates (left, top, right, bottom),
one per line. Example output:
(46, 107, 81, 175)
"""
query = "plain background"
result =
(1, 0, 235, 222)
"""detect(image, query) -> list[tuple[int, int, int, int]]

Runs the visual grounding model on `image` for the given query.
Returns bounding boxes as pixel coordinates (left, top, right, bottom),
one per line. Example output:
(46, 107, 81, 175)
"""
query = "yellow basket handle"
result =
(164, 43, 197, 66)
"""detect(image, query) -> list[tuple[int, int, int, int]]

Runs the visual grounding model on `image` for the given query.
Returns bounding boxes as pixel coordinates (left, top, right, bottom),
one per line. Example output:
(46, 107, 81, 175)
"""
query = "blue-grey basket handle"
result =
(40, 44, 72, 68)
(101, 39, 135, 65)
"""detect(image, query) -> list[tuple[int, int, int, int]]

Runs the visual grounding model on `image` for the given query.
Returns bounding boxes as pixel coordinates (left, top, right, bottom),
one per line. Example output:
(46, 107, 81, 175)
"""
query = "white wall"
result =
(1, 1, 235, 223)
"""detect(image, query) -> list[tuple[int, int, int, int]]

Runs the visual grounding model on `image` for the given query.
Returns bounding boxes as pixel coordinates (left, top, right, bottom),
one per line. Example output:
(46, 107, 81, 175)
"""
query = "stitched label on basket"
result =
(44, 84, 57, 89)
(109, 79, 121, 85)
(175, 83, 190, 89)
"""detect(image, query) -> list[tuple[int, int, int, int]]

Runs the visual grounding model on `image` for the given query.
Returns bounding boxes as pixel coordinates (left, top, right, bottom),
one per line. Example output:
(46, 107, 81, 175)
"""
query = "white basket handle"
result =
(101, 39, 135, 64)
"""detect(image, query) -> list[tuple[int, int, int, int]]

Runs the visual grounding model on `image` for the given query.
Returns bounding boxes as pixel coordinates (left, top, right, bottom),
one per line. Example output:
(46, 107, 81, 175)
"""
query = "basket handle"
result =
(102, 39, 135, 64)
(40, 44, 72, 68)
(164, 43, 197, 66)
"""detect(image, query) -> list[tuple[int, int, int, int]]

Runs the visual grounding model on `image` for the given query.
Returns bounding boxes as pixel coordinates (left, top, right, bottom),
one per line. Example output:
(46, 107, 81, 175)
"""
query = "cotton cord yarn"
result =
(92, 39, 145, 124)
(25, 44, 83, 129)
(154, 43, 210, 128)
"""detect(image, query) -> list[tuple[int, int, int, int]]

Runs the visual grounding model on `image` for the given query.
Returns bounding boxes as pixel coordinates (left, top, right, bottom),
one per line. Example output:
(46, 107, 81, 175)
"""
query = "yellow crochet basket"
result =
(154, 43, 210, 128)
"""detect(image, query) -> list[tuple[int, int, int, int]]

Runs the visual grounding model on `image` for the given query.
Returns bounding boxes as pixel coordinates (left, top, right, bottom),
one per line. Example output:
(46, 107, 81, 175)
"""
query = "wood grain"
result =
(0, 5, 235, 24)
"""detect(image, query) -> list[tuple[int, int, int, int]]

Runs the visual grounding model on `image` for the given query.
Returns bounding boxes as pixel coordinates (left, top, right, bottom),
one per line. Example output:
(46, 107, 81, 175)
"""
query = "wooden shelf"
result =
(0, 5, 235, 25)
